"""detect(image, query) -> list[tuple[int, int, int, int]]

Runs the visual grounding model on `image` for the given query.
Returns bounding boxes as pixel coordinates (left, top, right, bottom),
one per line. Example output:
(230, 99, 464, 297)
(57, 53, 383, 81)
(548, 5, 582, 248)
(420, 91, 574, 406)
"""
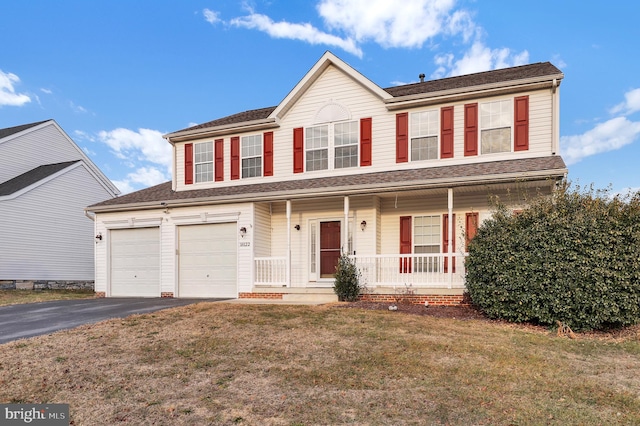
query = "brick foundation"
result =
(161, 292, 174, 298)
(95, 292, 106, 298)
(357, 293, 468, 306)
(238, 292, 284, 300)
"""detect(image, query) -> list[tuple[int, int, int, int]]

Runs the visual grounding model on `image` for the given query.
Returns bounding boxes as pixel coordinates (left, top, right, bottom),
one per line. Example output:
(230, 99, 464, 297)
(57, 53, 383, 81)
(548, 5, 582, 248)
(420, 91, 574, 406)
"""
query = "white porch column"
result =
(343, 196, 349, 253)
(447, 188, 453, 289)
(286, 199, 292, 287)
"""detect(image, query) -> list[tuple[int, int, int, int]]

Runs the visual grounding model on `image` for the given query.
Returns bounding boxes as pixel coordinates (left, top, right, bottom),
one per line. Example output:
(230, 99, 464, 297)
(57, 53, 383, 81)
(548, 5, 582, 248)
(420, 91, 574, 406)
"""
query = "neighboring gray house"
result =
(0, 120, 120, 289)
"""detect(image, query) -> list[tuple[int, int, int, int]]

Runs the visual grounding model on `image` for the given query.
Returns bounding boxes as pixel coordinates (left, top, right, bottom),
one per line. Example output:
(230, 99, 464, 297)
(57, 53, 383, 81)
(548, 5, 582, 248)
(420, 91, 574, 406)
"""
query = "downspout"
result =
(172, 142, 177, 191)
(447, 188, 453, 289)
(551, 78, 559, 155)
(343, 196, 349, 253)
(286, 200, 291, 287)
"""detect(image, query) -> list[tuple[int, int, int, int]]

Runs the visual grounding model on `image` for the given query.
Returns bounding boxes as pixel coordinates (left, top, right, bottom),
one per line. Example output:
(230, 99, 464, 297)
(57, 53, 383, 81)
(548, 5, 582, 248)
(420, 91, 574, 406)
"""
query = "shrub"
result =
(465, 182, 640, 332)
(333, 253, 362, 302)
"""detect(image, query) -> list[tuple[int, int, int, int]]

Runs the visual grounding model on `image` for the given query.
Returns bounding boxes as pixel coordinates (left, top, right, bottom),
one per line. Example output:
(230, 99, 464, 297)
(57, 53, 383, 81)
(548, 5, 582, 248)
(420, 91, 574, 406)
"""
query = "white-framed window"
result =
(305, 125, 328, 171)
(414, 215, 440, 272)
(334, 121, 358, 169)
(305, 121, 358, 171)
(194, 141, 213, 183)
(410, 110, 438, 161)
(480, 99, 511, 154)
(241, 134, 262, 178)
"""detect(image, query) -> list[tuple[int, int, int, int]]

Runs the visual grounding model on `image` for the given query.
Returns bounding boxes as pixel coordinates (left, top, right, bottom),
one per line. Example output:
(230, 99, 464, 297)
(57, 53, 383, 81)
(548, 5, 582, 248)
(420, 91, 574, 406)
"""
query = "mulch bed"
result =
(339, 301, 489, 320)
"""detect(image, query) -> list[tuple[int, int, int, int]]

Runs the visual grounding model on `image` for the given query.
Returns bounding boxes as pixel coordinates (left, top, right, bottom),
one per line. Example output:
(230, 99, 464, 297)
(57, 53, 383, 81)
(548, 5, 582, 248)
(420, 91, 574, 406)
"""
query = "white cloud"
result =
(230, 12, 362, 57)
(0, 70, 31, 107)
(96, 127, 172, 192)
(203, 8, 221, 24)
(317, 0, 463, 48)
(112, 167, 168, 194)
(97, 127, 171, 168)
(40, 88, 53, 95)
(610, 88, 640, 115)
(432, 40, 529, 78)
(561, 116, 640, 165)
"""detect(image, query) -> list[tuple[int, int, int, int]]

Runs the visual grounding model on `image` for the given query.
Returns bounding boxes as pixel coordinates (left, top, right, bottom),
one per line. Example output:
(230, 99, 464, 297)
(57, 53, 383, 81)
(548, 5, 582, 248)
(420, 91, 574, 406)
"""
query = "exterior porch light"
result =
(239, 226, 247, 237)
(360, 220, 367, 231)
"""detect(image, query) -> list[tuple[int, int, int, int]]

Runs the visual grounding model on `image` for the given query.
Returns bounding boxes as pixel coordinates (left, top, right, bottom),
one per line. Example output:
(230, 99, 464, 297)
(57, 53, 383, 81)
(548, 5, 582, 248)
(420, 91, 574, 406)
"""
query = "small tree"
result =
(466, 182, 640, 332)
(333, 253, 362, 302)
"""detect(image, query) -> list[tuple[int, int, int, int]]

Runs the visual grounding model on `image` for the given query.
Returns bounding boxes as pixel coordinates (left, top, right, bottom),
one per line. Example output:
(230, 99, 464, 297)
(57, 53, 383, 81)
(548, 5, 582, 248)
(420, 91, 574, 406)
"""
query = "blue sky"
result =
(1, 1, 639, 195)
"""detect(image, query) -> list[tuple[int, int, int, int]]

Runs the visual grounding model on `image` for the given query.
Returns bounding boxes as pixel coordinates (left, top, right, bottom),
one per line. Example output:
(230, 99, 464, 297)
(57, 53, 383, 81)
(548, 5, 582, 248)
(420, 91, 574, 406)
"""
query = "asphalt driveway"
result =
(0, 298, 226, 344)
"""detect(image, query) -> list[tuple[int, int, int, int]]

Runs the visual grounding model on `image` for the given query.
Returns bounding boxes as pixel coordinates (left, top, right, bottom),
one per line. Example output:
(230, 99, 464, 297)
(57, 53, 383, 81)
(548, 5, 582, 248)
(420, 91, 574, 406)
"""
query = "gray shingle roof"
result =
(384, 62, 563, 97)
(88, 156, 567, 211)
(177, 107, 277, 133)
(170, 62, 562, 134)
(0, 161, 80, 196)
(0, 120, 50, 140)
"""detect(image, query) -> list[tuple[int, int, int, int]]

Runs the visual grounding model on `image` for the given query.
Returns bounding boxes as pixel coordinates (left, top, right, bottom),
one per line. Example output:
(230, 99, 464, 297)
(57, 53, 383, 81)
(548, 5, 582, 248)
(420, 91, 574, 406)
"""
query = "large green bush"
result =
(466, 183, 640, 331)
(333, 253, 362, 302)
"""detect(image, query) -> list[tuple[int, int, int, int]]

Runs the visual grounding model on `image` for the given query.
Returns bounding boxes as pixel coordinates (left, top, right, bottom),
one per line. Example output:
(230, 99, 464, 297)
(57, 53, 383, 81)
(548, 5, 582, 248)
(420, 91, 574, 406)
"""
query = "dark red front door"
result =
(320, 221, 341, 278)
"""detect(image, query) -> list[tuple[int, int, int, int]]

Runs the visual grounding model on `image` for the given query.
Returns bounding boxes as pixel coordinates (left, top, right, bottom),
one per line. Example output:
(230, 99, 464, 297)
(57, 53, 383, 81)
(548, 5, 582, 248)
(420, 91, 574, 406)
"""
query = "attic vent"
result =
(313, 101, 351, 124)
(419, 73, 425, 83)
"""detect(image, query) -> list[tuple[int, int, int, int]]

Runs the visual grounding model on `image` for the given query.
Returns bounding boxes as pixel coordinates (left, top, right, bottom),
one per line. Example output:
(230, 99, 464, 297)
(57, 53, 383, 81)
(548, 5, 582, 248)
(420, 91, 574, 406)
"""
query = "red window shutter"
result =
(399, 216, 412, 273)
(443, 214, 456, 273)
(514, 95, 529, 151)
(440, 106, 454, 159)
(230, 136, 240, 180)
(214, 139, 224, 182)
(264, 131, 274, 176)
(396, 113, 409, 163)
(360, 117, 372, 166)
(293, 127, 304, 173)
(465, 212, 479, 251)
(464, 103, 478, 156)
(184, 143, 193, 185)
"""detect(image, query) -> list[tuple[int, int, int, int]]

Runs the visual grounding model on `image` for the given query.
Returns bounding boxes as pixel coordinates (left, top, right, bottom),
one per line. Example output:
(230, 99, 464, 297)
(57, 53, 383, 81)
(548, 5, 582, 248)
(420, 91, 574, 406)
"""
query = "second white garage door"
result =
(178, 223, 238, 298)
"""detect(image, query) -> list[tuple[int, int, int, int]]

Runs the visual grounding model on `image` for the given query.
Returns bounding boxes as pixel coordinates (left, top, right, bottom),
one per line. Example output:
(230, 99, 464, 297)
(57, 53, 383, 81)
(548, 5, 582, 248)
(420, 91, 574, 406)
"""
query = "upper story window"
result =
(194, 141, 213, 183)
(480, 99, 512, 154)
(410, 110, 438, 161)
(305, 121, 358, 171)
(241, 134, 262, 178)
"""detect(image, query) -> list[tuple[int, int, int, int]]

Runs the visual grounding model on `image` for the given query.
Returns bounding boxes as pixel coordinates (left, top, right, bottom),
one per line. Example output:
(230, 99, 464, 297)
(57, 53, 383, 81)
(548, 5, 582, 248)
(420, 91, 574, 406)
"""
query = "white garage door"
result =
(178, 223, 237, 298)
(110, 227, 160, 297)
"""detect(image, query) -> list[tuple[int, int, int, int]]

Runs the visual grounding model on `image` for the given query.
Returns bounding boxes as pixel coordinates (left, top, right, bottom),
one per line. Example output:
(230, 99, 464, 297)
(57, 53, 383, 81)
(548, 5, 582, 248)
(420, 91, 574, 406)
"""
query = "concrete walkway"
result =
(0, 298, 225, 344)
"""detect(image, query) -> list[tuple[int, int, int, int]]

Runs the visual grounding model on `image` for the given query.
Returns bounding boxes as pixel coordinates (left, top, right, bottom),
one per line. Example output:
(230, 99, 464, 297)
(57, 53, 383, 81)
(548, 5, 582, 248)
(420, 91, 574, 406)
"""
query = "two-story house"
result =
(1, 119, 120, 289)
(87, 51, 567, 304)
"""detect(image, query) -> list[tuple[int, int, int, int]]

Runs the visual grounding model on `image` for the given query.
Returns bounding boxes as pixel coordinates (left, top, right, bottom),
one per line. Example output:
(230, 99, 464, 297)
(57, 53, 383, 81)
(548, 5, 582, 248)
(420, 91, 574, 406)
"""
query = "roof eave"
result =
(164, 118, 279, 143)
(385, 73, 564, 111)
(87, 168, 566, 214)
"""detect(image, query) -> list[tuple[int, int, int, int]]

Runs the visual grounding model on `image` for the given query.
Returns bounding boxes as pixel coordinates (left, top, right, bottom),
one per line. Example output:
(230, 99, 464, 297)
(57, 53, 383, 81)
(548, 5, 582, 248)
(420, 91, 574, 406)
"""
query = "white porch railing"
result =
(254, 257, 288, 286)
(253, 254, 467, 288)
(350, 254, 467, 289)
